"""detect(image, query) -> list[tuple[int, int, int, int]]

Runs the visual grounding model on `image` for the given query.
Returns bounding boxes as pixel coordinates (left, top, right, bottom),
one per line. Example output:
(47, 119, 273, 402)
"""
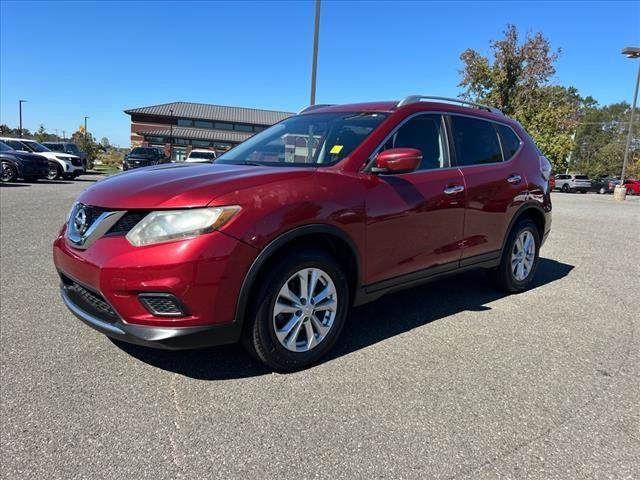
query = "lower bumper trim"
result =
(61, 287, 242, 350)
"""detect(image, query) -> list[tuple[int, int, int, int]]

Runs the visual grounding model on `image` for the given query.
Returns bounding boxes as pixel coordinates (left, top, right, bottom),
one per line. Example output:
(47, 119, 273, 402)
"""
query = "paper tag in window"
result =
(330, 145, 344, 154)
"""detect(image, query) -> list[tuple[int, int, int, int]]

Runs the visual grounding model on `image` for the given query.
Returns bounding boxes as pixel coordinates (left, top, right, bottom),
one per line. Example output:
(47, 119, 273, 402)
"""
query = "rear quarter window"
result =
(496, 124, 521, 160)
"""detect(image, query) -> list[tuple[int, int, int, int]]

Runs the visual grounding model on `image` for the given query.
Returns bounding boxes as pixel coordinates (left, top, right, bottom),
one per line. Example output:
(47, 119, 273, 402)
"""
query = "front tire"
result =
(242, 249, 349, 371)
(491, 219, 540, 293)
(1, 162, 17, 183)
(561, 184, 570, 193)
(47, 162, 62, 180)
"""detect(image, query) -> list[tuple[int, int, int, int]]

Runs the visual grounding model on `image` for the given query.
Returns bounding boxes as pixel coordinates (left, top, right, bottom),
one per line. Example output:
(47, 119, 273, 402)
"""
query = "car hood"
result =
(78, 163, 315, 209)
(39, 151, 76, 161)
(126, 153, 156, 160)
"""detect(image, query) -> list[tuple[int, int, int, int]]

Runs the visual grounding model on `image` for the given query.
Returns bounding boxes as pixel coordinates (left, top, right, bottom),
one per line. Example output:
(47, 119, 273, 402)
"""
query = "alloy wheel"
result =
(272, 267, 337, 353)
(511, 230, 535, 281)
(47, 163, 59, 180)
(1, 163, 15, 182)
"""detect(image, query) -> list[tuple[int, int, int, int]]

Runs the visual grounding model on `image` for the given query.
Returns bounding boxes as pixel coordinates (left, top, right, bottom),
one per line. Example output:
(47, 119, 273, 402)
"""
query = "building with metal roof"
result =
(124, 101, 294, 161)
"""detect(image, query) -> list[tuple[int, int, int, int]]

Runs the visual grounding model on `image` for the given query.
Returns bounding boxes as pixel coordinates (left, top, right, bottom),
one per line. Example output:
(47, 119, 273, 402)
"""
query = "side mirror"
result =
(372, 148, 422, 174)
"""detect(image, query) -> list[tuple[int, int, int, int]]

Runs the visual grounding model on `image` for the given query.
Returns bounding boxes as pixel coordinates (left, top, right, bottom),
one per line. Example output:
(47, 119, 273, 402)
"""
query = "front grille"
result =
(107, 212, 148, 235)
(73, 205, 147, 236)
(61, 274, 119, 323)
(82, 205, 109, 226)
(71, 158, 83, 167)
(139, 294, 187, 317)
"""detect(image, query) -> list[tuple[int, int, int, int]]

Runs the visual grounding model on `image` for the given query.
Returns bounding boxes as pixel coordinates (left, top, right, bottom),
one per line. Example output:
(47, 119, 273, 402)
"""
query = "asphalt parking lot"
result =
(1, 175, 639, 479)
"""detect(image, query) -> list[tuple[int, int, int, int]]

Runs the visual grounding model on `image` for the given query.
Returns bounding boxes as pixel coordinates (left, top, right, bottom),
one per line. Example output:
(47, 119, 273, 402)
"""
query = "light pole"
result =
(614, 47, 640, 201)
(18, 100, 27, 137)
(309, 0, 321, 105)
(169, 109, 174, 161)
(84, 116, 89, 139)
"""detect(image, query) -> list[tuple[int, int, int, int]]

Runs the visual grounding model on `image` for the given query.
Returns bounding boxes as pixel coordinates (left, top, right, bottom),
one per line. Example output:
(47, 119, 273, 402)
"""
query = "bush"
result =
(95, 148, 126, 167)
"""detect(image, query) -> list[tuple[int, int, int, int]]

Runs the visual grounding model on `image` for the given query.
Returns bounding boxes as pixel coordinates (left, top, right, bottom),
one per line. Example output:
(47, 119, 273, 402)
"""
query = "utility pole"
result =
(309, 0, 321, 105)
(62, 130, 66, 141)
(18, 100, 27, 137)
(84, 116, 89, 139)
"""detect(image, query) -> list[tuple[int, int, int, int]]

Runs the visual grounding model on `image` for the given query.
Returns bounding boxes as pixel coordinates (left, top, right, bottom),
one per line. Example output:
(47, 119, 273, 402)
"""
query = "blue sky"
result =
(1, 0, 638, 146)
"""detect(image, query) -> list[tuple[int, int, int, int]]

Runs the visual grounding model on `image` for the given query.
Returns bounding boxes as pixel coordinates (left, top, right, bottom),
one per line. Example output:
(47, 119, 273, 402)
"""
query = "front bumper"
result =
(53, 226, 258, 348)
(60, 282, 241, 349)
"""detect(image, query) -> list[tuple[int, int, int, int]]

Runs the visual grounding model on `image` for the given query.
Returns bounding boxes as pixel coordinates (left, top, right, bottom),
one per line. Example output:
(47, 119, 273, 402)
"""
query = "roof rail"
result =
(397, 95, 503, 115)
(298, 104, 335, 114)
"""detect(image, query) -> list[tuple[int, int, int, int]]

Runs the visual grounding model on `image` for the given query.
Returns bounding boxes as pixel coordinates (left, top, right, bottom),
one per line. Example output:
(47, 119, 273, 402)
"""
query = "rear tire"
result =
(561, 184, 569, 193)
(1, 162, 17, 183)
(580, 190, 587, 194)
(242, 249, 349, 371)
(491, 219, 540, 293)
(599, 187, 606, 194)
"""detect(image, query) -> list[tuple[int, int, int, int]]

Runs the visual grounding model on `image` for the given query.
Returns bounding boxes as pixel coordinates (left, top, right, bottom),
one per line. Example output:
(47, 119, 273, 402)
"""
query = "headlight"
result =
(56, 156, 71, 163)
(126, 206, 241, 246)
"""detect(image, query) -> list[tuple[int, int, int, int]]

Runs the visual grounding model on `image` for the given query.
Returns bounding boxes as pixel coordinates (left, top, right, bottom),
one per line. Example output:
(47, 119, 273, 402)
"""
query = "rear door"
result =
(364, 113, 466, 285)
(448, 115, 529, 264)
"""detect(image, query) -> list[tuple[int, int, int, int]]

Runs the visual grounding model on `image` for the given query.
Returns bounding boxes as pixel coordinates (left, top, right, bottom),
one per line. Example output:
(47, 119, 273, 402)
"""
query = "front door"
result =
(364, 113, 466, 286)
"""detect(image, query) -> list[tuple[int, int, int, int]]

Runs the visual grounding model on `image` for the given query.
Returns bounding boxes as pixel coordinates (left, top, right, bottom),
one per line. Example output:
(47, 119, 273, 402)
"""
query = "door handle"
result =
(507, 174, 522, 184)
(443, 185, 465, 195)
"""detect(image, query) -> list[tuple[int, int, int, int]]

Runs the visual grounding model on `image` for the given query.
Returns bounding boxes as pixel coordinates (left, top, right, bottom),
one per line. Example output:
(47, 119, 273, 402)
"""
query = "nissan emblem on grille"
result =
(74, 206, 88, 234)
(66, 203, 126, 250)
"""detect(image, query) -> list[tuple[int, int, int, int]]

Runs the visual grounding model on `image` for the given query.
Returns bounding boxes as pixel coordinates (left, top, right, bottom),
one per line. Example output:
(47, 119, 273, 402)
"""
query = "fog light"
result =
(138, 293, 188, 317)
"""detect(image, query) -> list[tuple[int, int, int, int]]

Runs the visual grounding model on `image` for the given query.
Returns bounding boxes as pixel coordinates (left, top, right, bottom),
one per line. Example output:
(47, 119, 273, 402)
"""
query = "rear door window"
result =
(450, 116, 503, 166)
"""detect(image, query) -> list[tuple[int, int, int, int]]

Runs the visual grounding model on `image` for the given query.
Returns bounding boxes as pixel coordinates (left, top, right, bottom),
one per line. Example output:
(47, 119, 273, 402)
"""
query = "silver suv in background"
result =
(554, 174, 591, 193)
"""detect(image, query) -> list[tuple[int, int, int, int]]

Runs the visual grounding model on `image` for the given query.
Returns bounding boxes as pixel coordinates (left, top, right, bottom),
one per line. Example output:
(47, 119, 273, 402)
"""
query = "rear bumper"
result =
(60, 283, 241, 349)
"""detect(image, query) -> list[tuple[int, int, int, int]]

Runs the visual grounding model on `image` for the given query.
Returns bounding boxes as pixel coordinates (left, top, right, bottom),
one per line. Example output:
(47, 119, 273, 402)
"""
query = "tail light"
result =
(608, 181, 613, 188)
(539, 156, 552, 181)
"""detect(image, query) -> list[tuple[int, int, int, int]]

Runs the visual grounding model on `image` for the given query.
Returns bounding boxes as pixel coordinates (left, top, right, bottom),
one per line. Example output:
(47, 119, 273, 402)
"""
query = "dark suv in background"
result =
(123, 147, 169, 170)
(42, 142, 88, 169)
(54, 96, 552, 371)
(0, 141, 49, 182)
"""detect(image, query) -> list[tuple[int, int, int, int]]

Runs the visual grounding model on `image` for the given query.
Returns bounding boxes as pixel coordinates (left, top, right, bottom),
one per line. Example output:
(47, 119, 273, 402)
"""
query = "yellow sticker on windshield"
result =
(330, 145, 344, 154)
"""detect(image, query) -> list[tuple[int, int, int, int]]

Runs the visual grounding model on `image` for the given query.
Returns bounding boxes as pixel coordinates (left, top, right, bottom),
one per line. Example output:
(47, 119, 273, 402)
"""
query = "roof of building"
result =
(125, 101, 293, 126)
(138, 126, 254, 144)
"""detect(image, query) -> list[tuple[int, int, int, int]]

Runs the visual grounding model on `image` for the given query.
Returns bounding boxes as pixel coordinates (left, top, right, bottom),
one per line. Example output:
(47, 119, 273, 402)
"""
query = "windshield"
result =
(66, 143, 81, 154)
(3, 139, 33, 151)
(130, 147, 156, 155)
(190, 151, 217, 160)
(216, 112, 388, 167)
(0, 142, 13, 152)
(22, 141, 51, 153)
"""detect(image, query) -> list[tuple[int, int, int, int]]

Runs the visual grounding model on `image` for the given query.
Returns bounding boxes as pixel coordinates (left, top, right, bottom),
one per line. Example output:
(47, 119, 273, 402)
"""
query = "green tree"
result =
(458, 24, 589, 172)
(71, 127, 99, 163)
(34, 124, 48, 142)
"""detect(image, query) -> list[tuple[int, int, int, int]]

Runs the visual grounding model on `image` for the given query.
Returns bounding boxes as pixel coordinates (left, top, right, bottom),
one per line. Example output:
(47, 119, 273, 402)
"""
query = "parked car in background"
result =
(549, 175, 555, 190)
(591, 176, 620, 194)
(185, 149, 218, 163)
(0, 141, 50, 182)
(553, 174, 591, 193)
(123, 147, 169, 171)
(0, 137, 84, 180)
(623, 179, 640, 195)
(42, 142, 88, 169)
(54, 95, 552, 371)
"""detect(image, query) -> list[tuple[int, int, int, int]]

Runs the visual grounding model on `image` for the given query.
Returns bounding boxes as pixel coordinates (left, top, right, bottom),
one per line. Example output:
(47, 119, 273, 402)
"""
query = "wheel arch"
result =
(234, 224, 362, 325)
(501, 203, 547, 253)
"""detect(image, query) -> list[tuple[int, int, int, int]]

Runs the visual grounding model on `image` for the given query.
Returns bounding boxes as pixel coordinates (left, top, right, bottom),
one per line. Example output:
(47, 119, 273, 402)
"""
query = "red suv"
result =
(53, 96, 552, 370)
